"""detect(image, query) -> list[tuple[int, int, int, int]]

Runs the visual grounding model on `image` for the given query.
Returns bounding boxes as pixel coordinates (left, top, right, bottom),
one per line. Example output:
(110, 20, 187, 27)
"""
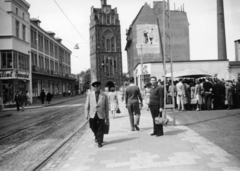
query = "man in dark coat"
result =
(14, 91, 21, 111)
(40, 89, 46, 104)
(213, 80, 224, 110)
(149, 76, 164, 137)
(19, 91, 27, 111)
(125, 77, 143, 131)
(203, 78, 213, 110)
(46, 92, 52, 104)
(236, 78, 240, 108)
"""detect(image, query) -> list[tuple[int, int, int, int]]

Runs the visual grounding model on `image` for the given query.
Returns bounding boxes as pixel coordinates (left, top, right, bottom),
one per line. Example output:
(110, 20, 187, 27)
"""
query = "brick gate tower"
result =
(89, 0, 123, 90)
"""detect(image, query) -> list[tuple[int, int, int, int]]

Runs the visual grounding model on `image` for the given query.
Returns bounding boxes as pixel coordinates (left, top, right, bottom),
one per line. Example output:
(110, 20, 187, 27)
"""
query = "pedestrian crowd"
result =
(85, 77, 166, 148)
(158, 77, 240, 111)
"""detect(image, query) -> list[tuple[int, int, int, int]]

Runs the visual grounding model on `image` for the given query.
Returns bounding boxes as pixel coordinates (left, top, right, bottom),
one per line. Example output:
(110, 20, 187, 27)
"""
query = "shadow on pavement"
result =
(165, 129, 186, 136)
(104, 137, 138, 146)
(114, 115, 128, 119)
(177, 112, 240, 126)
(139, 127, 153, 132)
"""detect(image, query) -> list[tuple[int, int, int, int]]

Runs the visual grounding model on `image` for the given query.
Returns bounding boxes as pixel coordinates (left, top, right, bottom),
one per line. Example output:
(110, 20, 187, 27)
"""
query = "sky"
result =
(26, 0, 240, 74)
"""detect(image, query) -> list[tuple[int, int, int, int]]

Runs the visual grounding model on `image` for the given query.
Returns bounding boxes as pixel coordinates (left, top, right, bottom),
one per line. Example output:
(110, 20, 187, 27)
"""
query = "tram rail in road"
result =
(30, 120, 89, 171)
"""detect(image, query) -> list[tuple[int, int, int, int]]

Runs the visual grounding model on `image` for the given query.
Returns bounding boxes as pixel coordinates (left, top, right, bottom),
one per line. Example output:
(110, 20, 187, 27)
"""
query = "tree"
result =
(77, 69, 91, 91)
(122, 72, 129, 81)
(83, 69, 91, 91)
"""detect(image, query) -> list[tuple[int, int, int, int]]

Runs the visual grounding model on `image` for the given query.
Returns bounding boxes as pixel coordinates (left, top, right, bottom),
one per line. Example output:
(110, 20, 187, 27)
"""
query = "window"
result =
(13, 52, 18, 68)
(16, 8, 18, 15)
(39, 55, 44, 69)
(7, 52, 13, 68)
(16, 20, 19, 38)
(1, 52, 7, 68)
(18, 53, 29, 70)
(22, 13, 25, 19)
(50, 60, 54, 71)
(22, 25, 26, 41)
(31, 29, 37, 44)
(1, 51, 13, 69)
(44, 38, 49, 53)
(38, 34, 43, 48)
(111, 37, 115, 51)
(45, 58, 49, 70)
(55, 62, 58, 73)
(106, 38, 111, 51)
(54, 45, 58, 58)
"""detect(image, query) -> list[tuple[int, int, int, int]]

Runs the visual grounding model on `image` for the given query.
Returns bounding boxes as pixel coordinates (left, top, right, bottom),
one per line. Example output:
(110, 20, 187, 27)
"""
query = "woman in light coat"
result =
(108, 87, 119, 119)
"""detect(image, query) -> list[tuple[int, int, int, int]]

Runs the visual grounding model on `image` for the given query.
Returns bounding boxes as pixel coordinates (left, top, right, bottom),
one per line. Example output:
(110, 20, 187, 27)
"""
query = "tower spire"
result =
(101, 0, 107, 6)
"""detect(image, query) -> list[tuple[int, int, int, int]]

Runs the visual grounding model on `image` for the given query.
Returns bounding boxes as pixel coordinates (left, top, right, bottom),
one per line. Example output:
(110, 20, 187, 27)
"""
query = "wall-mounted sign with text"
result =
(0, 70, 30, 80)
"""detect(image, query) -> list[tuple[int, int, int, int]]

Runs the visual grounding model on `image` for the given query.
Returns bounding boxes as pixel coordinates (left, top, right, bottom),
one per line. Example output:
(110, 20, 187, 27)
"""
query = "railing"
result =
(32, 65, 75, 79)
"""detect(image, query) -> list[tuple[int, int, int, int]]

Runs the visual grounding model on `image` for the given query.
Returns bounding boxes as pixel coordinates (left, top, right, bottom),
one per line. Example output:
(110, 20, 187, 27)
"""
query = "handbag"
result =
(104, 122, 109, 134)
(155, 112, 169, 125)
(116, 108, 121, 114)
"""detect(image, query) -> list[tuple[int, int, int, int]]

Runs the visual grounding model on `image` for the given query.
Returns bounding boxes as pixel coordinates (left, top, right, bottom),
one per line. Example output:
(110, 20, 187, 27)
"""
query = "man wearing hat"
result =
(85, 81, 109, 148)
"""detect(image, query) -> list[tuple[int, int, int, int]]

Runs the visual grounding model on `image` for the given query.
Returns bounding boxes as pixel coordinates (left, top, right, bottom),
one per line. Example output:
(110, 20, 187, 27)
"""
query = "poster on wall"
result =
(136, 24, 160, 56)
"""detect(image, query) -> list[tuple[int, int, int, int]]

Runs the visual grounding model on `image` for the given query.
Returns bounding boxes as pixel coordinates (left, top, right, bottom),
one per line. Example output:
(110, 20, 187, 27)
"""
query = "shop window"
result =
(7, 52, 13, 68)
(1, 52, 7, 68)
(13, 52, 17, 69)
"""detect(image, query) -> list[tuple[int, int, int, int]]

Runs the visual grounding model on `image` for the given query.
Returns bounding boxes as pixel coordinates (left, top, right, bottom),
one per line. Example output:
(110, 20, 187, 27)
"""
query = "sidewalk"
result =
(48, 96, 240, 171)
(0, 95, 83, 117)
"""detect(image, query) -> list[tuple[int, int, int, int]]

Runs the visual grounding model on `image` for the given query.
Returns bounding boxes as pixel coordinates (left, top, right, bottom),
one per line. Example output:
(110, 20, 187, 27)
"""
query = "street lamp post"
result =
(140, 44, 144, 90)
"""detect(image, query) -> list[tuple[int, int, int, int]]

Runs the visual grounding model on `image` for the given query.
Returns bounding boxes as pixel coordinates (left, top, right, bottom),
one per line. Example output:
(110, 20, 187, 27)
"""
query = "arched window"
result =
(102, 36, 105, 51)
(102, 29, 113, 52)
(111, 37, 115, 51)
(107, 39, 111, 52)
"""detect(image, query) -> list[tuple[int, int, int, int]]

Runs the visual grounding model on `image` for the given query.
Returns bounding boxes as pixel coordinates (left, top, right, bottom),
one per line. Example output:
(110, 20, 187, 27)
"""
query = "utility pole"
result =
(157, 0, 175, 125)
(140, 44, 144, 90)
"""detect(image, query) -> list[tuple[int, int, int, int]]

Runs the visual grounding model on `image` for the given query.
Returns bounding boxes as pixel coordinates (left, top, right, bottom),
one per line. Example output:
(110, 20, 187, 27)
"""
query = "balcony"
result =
(32, 66, 74, 80)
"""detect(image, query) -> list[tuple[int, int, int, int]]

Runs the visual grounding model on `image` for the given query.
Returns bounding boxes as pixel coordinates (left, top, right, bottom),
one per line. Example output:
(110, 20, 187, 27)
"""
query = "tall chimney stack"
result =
(217, 0, 227, 60)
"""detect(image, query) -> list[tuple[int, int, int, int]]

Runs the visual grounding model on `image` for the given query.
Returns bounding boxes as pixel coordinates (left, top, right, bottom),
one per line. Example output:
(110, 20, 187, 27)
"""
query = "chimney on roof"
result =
(47, 31, 55, 38)
(217, 0, 227, 60)
(31, 18, 41, 27)
(55, 37, 62, 44)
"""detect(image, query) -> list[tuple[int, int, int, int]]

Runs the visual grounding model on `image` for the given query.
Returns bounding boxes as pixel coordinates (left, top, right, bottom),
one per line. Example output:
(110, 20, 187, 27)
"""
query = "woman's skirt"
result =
(196, 94, 202, 105)
(110, 102, 118, 111)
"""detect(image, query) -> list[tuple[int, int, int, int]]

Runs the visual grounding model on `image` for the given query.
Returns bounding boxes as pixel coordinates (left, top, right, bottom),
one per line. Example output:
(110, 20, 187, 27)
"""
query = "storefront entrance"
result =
(1, 79, 26, 104)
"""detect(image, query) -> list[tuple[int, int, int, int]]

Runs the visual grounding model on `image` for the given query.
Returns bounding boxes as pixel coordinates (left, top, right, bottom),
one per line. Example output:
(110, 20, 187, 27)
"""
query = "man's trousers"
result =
(89, 114, 105, 143)
(149, 105, 163, 136)
(127, 103, 140, 129)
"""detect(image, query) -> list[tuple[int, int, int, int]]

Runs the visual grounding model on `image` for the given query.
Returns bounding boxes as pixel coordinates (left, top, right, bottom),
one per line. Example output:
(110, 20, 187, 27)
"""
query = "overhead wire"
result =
(53, 0, 88, 43)
(0, 5, 88, 48)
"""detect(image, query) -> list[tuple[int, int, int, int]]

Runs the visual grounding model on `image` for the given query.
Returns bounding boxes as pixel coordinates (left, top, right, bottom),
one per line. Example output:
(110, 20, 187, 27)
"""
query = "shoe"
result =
(134, 125, 140, 131)
(156, 135, 163, 137)
(95, 138, 98, 143)
(131, 128, 135, 131)
(196, 108, 199, 111)
(98, 143, 103, 148)
(151, 133, 157, 136)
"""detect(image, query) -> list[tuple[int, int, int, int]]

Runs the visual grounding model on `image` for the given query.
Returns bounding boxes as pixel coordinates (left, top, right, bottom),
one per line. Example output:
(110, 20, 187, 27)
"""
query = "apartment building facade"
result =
(0, 0, 31, 104)
(0, 0, 75, 105)
(30, 18, 75, 101)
